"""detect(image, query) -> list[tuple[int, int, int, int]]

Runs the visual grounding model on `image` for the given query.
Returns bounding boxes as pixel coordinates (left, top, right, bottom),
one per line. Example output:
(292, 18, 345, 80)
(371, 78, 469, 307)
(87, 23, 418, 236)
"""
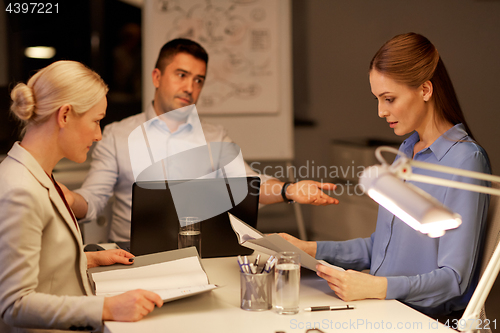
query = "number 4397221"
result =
(6, 3, 58, 14)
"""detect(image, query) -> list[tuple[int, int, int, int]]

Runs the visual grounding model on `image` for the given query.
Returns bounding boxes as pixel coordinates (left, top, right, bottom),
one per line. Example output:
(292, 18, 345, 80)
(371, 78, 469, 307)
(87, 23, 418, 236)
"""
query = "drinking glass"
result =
(273, 251, 301, 314)
(178, 217, 201, 255)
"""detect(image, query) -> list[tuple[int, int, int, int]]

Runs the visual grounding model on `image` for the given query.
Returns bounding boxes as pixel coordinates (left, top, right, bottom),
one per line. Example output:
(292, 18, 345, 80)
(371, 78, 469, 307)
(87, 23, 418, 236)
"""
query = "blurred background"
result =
(1, 0, 499, 325)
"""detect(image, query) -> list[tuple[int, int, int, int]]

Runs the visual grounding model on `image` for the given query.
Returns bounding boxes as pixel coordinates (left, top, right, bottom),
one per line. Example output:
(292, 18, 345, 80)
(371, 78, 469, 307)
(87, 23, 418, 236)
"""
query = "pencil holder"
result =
(240, 271, 272, 311)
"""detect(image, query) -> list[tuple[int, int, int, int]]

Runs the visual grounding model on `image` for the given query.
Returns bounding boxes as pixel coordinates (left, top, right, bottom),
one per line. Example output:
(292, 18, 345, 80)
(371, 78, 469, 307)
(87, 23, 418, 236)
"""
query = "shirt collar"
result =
(401, 123, 469, 161)
(144, 101, 194, 133)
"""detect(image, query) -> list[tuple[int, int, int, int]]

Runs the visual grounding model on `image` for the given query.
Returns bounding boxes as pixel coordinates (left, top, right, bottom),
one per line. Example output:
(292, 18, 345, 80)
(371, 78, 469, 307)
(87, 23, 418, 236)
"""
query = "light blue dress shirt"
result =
(75, 103, 263, 241)
(316, 124, 490, 316)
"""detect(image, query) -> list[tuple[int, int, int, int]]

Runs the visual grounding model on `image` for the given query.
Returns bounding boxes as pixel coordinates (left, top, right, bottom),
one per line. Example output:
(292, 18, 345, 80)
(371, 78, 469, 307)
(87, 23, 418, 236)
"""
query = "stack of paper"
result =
(229, 213, 344, 272)
(90, 248, 217, 302)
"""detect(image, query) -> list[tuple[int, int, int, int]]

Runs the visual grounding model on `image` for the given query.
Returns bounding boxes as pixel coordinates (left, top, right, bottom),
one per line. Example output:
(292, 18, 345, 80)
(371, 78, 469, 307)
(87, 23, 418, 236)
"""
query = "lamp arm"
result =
(410, 160, 500, 184)
(375, 146, 500, 184)
(400, 173, 500, 197)
(458, 242, 500, 331)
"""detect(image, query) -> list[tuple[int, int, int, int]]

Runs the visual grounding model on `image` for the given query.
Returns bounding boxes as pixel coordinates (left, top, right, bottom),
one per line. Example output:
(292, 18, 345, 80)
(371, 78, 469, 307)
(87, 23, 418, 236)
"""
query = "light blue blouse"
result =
(316, 124, 490, 316)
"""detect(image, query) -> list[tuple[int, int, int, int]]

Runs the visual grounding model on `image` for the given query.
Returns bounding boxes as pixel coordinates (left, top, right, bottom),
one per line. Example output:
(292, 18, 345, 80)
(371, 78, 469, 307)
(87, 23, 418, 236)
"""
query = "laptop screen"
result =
(130, 176, 260, 257)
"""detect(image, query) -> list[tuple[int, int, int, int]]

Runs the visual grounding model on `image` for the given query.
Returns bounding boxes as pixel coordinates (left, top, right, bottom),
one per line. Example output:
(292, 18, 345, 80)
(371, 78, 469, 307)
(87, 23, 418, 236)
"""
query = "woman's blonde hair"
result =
(10, 60, 108, 135)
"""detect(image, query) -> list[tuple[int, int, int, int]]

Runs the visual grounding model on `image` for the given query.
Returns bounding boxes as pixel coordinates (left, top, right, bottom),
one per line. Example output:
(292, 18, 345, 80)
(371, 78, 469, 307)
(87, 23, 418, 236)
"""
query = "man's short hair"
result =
(154, 38, 209, 72)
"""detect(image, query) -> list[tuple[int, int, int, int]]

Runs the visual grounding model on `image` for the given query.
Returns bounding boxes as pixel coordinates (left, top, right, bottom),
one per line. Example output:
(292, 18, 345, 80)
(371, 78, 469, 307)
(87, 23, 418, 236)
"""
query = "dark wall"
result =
(0, 0, 141, 153)
(2, 0, 500, 173)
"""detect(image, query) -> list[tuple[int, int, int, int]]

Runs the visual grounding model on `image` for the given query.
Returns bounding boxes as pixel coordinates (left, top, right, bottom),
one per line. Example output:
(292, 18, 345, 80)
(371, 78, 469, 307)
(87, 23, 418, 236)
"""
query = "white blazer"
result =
(0, 143, 104, 332)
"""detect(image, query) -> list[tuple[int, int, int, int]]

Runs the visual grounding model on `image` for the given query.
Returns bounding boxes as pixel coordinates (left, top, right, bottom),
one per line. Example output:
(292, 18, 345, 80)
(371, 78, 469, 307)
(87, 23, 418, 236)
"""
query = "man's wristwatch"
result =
(281, 182, 294, 204)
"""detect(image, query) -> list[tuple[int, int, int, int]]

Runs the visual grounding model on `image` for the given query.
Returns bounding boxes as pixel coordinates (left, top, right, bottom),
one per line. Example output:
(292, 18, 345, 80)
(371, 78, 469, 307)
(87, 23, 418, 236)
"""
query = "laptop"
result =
(129, 176, 260, 258)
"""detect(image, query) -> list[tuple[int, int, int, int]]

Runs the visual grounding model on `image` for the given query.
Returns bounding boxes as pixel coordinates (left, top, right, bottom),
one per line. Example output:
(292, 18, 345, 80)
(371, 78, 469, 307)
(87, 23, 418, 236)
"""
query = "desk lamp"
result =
(359, 146, 500, 331)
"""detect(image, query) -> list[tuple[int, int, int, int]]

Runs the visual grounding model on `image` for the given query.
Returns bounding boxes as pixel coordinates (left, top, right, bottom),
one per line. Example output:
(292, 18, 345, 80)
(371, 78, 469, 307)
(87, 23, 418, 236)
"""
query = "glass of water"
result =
(178, 217, 201, 255)
(273, 251, 301, 314)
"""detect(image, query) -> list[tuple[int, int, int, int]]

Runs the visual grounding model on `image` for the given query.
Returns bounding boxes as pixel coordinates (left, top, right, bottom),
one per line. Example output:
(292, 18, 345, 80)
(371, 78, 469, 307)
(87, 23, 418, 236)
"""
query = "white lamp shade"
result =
(359, 165, 462, 237)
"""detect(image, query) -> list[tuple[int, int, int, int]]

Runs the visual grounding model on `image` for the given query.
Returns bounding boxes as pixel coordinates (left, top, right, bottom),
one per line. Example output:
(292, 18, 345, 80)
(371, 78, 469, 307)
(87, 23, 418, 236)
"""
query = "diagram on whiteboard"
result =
(149, 0, 280, 114)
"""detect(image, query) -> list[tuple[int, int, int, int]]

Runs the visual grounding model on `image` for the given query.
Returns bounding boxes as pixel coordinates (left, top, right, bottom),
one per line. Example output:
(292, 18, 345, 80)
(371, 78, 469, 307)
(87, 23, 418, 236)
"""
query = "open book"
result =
(89, 247, 217, 302)
(229, 213, 344, 272)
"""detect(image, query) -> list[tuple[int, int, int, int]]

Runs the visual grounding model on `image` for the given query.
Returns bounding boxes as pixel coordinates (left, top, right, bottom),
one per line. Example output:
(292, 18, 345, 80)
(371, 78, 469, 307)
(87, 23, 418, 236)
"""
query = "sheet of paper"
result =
(92, 256, 208, 296)
(318, 260, 345, 272)
(98, 284, 218, 301)
(249, 235, 344, 272)
(155, 284, 218, 301)
(248, 234, 323, 271)
(228, 213, 344, 272)
(229, 213, 264, 242)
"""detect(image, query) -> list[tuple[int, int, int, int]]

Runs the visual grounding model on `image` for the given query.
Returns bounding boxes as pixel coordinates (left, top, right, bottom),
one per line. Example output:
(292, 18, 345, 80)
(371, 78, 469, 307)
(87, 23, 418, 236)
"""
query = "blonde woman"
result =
(0, 61, 162, 333)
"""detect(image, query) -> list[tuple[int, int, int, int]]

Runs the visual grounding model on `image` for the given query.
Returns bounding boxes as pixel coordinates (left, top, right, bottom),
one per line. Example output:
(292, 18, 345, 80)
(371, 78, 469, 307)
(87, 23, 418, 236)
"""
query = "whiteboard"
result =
(143, 0, 293, 161)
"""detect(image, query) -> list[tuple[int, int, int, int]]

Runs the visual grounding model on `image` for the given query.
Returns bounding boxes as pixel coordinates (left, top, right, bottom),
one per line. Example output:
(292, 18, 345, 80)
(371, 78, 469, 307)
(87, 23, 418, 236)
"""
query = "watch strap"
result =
(281, 182, 294, 203)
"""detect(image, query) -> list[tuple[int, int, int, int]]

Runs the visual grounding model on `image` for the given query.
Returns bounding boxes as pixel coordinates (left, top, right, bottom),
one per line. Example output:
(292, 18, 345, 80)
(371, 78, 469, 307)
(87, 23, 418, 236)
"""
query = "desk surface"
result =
(104, 256, 453, 333)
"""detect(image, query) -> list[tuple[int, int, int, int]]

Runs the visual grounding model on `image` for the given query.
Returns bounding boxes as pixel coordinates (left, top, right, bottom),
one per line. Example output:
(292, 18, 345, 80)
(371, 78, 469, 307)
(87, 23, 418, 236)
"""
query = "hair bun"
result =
(10, 83, 36, 120)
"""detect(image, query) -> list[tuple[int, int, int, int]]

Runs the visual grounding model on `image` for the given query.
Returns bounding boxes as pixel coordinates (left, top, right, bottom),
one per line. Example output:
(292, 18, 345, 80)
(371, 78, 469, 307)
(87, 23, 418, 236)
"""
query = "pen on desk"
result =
(304, 305, 356, 312)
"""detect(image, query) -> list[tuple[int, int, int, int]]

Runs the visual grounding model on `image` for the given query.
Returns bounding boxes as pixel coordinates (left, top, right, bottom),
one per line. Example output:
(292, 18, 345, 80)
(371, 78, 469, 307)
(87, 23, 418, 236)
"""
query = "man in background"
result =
(68, 38, 338, 242)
